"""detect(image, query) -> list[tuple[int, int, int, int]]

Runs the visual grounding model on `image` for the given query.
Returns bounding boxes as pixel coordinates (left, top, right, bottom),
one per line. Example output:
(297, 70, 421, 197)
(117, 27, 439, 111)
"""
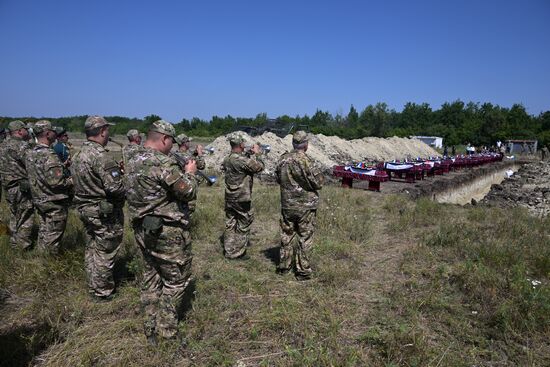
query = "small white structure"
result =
(411, 136, 443, 149)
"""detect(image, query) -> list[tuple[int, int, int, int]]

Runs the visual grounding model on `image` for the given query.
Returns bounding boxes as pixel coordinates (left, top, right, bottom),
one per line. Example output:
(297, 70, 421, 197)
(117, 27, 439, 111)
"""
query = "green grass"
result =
(0, 185, 548, 366)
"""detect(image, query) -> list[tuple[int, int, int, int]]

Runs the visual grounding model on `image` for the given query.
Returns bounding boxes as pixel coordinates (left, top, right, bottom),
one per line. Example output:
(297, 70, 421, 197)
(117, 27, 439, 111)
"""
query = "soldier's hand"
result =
(195, 144, 204, 156)
(185, 159, 197, 174)
(251, 143, 261, 154)
(64, 158, 72, 167)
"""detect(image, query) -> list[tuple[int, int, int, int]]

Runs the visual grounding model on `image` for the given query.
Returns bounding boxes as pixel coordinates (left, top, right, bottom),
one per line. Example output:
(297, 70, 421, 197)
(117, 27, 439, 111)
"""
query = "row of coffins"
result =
(332, 153, 504, 191)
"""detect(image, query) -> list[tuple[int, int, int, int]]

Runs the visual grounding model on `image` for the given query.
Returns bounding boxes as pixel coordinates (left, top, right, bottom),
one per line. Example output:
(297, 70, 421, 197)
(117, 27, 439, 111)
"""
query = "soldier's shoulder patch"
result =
(173, 177, 191, 194)
(48, 166, 63, 178)
(106, 165, 122, 182)
(54, 167, 63, 178)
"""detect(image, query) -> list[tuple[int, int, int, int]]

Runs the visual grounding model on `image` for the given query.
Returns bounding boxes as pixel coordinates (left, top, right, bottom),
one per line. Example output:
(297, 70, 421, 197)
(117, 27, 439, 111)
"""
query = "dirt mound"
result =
(202, 132, 438, 176)
(482, 160, 550, 217)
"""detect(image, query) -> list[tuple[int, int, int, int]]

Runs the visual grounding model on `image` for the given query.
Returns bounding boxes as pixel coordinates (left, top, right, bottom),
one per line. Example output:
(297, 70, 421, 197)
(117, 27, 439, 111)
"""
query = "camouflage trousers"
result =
(5, 186, 34, 250)
(279, 209, 317, 278)
(134, 221, 192, 340)
(35, 203, 68, 255)
(223, 201, 253, 259)
(79, 206, 124, 298)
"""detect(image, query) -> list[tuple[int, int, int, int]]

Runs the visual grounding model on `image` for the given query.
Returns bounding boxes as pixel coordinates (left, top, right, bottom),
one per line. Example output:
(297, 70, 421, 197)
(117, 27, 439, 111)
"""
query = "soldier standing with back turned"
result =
(173, 133, 205, 215)
(276, 131, 323, 280)
(71, 116, 125, 301)
(26, 120, 73, 254)
(174, 133, 205, 170)
(53, 127, 72, 177)
(0, 121, 34, 250)
(221, 134, 264, 259)
(123, 129, 143, 164)
(541, 146, 548, 161)
(125, 120, 198, 343)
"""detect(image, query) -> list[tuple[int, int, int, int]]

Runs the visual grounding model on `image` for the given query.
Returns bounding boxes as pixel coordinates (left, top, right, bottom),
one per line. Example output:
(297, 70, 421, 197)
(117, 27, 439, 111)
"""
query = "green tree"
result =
(347, 105, 359, 127)
(144, 114, 161, 123)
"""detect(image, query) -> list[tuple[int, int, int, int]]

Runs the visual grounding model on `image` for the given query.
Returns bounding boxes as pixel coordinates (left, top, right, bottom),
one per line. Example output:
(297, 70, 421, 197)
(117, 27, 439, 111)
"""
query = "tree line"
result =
(2, 101, 549, 148)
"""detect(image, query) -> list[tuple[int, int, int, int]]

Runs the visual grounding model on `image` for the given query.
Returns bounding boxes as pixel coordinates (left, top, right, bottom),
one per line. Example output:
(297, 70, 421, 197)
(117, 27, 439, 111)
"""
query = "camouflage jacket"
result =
(0, 136, 31, 189)
(70, 141, 125, 211)
(222, 152, 264, 202)
(276, 150, 323, 210)
(26, 143, 73, 208)
(125, 147, 198, 226)
(122, 143, 142, 164)
(170, 150, 206, 186)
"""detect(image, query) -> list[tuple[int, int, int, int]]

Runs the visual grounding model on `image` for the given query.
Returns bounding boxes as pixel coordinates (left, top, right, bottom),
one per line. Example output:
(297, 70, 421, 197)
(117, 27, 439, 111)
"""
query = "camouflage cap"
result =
(55, 126, 67, 136)
(33, 120, 55, 134)
(228, 133, 245, 145)
(149, 119, 176, 138)
(126, 129, 141, 139)
(175, 133, 192, 145)
(8, 120, 27, 132)
(292, 130, 308, 144)
(84, 116, 115, 131)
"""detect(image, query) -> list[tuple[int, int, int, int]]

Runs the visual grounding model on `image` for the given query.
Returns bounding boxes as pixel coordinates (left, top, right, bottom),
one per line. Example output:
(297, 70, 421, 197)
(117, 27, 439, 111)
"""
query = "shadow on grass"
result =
(0, 322, 58, 367)
(262, 246, 280, 266)
(113, 254, 138, 287)
(178, 278, 196, 320)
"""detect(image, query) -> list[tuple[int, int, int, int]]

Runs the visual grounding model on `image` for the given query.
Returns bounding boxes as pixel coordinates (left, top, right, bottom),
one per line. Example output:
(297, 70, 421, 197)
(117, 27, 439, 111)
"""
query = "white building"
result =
(411, 136, 444, 149)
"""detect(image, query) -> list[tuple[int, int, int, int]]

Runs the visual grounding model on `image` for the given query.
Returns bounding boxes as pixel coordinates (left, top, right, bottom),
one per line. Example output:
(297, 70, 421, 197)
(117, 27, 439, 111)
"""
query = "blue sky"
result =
(1, 0, 549, 121)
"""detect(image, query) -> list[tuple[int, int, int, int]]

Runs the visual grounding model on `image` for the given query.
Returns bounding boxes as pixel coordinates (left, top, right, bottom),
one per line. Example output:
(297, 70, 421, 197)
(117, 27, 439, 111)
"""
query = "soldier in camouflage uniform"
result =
(541, 146, 549, 161)
(276, 131, 323, 280)
(221, 134, 264, 259)
(70, 116, 125, 300)
(53, 127, 72, 177)
(125, 120, 198, 343)
(175, 133, 205, 170)
(174, 133, 205, 214)
(123, 129, 142, 165)
(26, 120, 73, 254)
(0, 121, 34, 250)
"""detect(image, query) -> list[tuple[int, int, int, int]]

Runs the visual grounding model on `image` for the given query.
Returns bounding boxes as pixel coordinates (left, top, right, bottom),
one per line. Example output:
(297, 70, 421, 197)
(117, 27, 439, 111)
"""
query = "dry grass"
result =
(0, 184, 548, 366)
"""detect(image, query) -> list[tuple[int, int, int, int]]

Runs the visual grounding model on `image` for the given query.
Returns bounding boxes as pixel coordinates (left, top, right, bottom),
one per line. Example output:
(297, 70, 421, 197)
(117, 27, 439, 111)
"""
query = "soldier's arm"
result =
(241, 154, 265, 174)
(303, 159, 324, 190)
(275, 158, 283, 184)
(99, 155, 125, 201)
(163, 162, 197, 202)
(45, 154, 72, 189)
(292, 158, 323, 192)
(9, 145, 27, 170)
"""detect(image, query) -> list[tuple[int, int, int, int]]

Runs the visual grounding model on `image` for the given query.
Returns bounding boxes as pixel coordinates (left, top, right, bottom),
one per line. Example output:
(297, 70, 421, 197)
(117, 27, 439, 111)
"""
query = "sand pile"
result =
(203, 132, 439, 176)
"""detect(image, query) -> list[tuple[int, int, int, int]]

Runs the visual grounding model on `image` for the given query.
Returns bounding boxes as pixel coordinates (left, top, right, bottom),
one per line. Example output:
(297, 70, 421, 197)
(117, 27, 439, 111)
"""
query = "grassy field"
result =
(0, 184, 548, 366)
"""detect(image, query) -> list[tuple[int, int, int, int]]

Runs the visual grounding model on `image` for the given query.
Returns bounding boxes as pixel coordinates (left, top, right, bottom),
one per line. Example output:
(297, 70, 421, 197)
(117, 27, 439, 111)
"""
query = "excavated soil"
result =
(481, 160, 550, 217)
(202, 132, 438, 176)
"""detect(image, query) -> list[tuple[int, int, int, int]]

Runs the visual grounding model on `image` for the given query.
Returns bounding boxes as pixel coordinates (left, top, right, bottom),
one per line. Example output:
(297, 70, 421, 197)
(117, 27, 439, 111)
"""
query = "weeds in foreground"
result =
(389, 202, 550, 366)
(0, 186, 548, 366)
